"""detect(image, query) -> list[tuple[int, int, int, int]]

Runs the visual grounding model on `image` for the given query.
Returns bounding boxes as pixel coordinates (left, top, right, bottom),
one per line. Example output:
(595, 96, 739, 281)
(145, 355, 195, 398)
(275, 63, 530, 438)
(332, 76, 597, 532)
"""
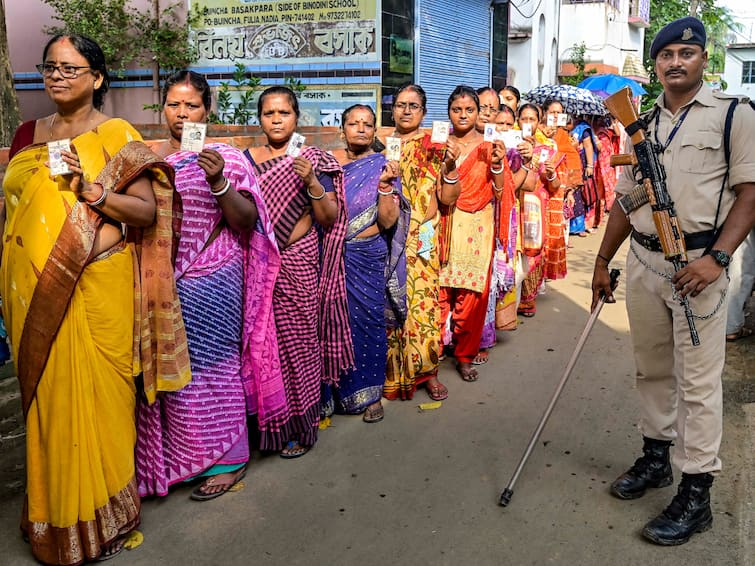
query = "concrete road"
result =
(0, 230, 752, 566)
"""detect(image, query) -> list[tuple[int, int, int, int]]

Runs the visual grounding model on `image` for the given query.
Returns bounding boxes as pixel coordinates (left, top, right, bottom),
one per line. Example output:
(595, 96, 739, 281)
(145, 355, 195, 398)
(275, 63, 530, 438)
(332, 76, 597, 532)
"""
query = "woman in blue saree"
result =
(324, 104, 408, 422)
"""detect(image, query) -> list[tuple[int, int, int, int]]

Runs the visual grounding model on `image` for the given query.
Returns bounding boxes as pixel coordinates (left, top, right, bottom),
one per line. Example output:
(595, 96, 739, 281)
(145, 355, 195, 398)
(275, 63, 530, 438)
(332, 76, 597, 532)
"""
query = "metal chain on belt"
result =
(630, 243, 728, 320)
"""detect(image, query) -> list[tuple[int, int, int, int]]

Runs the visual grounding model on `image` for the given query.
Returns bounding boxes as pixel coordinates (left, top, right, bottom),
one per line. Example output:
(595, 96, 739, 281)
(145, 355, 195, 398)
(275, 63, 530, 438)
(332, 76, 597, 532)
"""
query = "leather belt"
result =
(631, 230, 715, 253)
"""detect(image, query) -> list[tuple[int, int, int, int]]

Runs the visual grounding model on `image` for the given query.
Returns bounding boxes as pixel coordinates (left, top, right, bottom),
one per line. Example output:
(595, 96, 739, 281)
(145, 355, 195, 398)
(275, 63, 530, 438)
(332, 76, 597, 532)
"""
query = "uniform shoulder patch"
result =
(712, 91, 750, 105)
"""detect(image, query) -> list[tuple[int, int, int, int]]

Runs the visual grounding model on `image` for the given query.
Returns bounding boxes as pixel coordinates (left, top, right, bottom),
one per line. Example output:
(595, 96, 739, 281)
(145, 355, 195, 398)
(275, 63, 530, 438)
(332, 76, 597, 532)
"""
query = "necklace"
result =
(49, 109, 98, 141)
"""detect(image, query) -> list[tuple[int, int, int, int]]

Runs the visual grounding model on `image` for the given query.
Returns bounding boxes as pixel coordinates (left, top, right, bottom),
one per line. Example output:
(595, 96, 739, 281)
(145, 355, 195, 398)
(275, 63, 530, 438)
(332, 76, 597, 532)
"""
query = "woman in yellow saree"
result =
(0, 35, 189, 565)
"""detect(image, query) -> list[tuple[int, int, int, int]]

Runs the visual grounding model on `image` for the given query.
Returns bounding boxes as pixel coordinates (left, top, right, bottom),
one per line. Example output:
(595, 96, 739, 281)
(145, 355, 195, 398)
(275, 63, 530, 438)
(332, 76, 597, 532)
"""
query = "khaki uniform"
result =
(615, 84, 755, 475)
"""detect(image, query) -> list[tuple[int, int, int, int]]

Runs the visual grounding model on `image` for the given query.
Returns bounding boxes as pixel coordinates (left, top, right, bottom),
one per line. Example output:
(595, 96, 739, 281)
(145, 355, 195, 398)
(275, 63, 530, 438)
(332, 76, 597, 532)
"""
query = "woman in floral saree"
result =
(383, 84, 460, 401)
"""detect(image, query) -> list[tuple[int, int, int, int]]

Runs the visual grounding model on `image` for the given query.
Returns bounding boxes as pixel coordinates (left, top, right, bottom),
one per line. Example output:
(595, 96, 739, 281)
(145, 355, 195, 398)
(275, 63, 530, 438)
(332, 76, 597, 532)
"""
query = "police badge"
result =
(681, 27, 693, 40)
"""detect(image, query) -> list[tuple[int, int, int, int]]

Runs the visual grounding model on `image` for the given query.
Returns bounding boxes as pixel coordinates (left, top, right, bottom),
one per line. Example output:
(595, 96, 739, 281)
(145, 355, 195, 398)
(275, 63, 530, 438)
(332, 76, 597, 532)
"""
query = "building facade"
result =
(506, 0, 561, 94)
(9, 0, 512, 127)
(557, 0, 648, 85)
(723, 43, 755, 98)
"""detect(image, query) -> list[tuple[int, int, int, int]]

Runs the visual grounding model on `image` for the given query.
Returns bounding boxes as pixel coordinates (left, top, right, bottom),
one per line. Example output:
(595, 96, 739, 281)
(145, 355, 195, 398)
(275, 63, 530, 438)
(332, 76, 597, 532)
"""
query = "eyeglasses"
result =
(394, 102, 423, 112)
(37, 63, 92, 79)
(480, 105, 500, 115)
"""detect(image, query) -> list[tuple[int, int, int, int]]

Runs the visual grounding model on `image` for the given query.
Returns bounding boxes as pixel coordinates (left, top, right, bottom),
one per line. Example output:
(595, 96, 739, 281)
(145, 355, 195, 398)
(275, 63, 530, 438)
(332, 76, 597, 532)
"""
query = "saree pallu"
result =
(385, 134, 445, 400)
(519, 185, 549, 310)
(249, 147, 351, 447)
(544, 162, 568, 280)
(0, 119, 186, 565)
(136, 145, 285, 494)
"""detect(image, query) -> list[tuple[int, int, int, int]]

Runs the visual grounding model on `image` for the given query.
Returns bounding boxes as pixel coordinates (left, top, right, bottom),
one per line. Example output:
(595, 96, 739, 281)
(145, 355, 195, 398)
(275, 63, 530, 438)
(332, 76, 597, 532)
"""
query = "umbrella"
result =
(525, 84, 608, 116)
(578, 74, 647, 96)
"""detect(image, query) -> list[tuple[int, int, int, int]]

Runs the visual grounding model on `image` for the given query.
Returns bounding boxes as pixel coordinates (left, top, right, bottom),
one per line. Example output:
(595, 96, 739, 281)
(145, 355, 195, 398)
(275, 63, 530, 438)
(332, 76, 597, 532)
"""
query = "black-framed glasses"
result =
(36, 63, 92, 79)
(394, 102, 422, 112)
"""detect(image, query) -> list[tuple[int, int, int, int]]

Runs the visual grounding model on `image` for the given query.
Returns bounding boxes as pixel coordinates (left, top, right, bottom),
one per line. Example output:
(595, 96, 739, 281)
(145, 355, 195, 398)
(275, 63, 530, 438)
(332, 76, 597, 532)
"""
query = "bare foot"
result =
(456, 361, 479, 382)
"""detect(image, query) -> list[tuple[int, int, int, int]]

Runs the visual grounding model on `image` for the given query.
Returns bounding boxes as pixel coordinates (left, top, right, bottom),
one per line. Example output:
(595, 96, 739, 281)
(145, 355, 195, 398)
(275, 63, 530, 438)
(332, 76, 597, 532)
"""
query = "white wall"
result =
(558, 0, 644, 74)
(723, 48, 755, 98)
(507, 0, 561, 92)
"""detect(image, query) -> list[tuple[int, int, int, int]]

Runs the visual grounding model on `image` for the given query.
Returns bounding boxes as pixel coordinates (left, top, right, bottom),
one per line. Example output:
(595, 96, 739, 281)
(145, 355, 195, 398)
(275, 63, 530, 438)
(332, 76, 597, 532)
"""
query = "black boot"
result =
(642, 472, 714, 545)
(610, 436, 673, 499)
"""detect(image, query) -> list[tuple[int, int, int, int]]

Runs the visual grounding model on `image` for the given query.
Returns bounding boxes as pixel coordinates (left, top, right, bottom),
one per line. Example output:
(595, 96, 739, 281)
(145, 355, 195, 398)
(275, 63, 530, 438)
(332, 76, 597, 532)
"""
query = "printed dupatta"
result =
(248, 146, 354, 383)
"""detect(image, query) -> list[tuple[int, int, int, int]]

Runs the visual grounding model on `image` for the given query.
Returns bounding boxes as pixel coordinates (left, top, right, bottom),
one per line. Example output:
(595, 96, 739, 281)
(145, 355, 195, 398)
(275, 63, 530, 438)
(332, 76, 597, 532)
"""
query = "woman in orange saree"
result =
(439, 85, 511, 382)
(1, 35, 188, 565)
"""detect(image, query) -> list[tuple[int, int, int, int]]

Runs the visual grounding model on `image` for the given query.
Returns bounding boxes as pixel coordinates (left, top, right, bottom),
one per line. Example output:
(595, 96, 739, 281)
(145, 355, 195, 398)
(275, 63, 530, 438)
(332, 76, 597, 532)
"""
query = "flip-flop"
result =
(280, 440, 310, 459)
(456, 362, 479, 382)
(363, 403, 385, 423)
(190, 468, 247, 501)
(426, 382, 448, 401)
(472, 351, 489, 365)
(92, 539, 125, 562)
(726, 327, 753, 342)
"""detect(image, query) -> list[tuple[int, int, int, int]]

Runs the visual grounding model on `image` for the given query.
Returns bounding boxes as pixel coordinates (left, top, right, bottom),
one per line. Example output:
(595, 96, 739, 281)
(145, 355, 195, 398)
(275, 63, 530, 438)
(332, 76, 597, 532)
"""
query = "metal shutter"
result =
(417, 0, 492, 124)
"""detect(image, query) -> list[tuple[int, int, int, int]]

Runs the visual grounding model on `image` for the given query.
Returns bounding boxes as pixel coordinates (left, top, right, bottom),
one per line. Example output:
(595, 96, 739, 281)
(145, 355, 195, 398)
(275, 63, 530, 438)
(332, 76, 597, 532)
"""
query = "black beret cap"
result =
(650, 17, 707, 59)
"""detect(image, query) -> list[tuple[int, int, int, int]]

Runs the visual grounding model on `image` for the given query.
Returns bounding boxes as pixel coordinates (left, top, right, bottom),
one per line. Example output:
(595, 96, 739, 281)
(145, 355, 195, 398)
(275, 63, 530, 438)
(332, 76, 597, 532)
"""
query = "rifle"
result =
(605, 87, 700, 346)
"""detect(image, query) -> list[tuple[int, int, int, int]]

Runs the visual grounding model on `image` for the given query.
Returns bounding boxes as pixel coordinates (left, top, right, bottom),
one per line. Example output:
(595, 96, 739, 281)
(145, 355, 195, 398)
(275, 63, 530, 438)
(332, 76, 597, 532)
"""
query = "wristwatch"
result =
(707, 249, 731, 268)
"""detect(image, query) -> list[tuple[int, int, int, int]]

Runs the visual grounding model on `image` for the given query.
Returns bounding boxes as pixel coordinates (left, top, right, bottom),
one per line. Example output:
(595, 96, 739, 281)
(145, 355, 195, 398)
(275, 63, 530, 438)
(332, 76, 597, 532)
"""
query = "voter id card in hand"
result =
(286, 133, 305, 157)
(431, 121, 450, 144)
(557, 113, 568, 127)
(385, 137, 402, 161)
(47, 139, 72, 176)
(180, 122, 207, 152)
(483, 124, 497, 143)
(500, 130, 523, 148)
(521, 124, 533, 138)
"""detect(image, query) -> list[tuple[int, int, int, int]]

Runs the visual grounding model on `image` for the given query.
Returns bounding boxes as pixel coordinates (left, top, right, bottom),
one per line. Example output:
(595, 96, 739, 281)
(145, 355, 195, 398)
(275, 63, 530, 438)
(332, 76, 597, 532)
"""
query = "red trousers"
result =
(439, 274, 491, 363)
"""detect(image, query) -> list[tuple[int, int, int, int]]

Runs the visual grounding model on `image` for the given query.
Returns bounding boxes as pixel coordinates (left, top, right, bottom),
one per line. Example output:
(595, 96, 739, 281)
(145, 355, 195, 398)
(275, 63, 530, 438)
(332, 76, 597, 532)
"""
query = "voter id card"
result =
(180, 122, 207, 152)
(431, 121, 450, 144)
(286, 133, 305, 157)
(47, 139, 72, 176)
(385, 136, 402, 161)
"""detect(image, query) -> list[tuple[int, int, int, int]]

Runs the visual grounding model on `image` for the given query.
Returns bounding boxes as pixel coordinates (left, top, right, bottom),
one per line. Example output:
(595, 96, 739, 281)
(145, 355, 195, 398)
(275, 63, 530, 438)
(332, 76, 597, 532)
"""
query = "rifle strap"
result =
(707, 98, 739, 253)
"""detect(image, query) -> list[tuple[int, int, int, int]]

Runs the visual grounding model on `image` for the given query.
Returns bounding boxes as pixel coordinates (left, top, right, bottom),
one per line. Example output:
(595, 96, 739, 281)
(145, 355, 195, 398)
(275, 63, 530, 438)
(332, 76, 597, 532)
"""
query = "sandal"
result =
(426, 381, 448, 401)
(280, 440, 310, 459)
(93, 537, 126, 562)
(456, 362, 479, 382)
(472, 350, 489, 365)
(726, 327, 753, 342)
(190, 467, 247, 501)
(363, 402, 385, 423)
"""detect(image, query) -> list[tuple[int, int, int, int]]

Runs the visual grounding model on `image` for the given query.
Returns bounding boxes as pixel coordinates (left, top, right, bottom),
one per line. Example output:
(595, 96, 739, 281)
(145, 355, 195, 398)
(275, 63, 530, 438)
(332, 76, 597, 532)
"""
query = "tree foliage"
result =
(561, 42, 597, 86)
(43, 0, 199, 74)
(1, 0, 21, 146)
(642, 0, 740, 110)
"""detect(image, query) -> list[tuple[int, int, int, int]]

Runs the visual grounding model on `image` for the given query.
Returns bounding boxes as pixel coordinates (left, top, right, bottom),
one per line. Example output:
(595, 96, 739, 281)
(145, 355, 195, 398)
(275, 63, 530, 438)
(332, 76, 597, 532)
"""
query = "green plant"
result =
(562, 42, 597, 86)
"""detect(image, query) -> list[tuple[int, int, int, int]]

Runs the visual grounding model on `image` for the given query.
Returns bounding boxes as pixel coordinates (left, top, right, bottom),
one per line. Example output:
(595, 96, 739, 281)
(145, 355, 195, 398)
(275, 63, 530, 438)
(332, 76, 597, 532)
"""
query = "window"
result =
(743, 61, 755, 84)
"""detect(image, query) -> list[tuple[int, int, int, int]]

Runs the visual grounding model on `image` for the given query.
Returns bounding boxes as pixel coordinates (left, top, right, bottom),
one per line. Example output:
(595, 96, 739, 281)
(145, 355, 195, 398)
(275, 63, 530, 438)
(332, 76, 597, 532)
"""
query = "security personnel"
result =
(591, 16, 755, 545)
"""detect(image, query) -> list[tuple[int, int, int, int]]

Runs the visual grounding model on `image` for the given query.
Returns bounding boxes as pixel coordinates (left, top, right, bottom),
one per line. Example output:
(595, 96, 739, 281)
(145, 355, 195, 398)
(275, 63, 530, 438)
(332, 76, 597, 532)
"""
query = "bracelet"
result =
(492, 184, 503, 193)
(378, 187, 395, 196)
(521, 163, 532, 172)
(210, 177, 231, 197)
(442, 173, 459, 184)
(85, 183, 107, 207)
(596, 253, 611, 264)
(307, 186, 326, 200)
(490, 163, 504, 175)
(546, 172, 557, 182)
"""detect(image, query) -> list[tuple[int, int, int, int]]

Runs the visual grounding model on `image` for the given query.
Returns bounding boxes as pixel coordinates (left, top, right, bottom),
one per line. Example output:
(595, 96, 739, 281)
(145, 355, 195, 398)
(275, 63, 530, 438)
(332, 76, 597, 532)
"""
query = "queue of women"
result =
(0, 34, 621, 565)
